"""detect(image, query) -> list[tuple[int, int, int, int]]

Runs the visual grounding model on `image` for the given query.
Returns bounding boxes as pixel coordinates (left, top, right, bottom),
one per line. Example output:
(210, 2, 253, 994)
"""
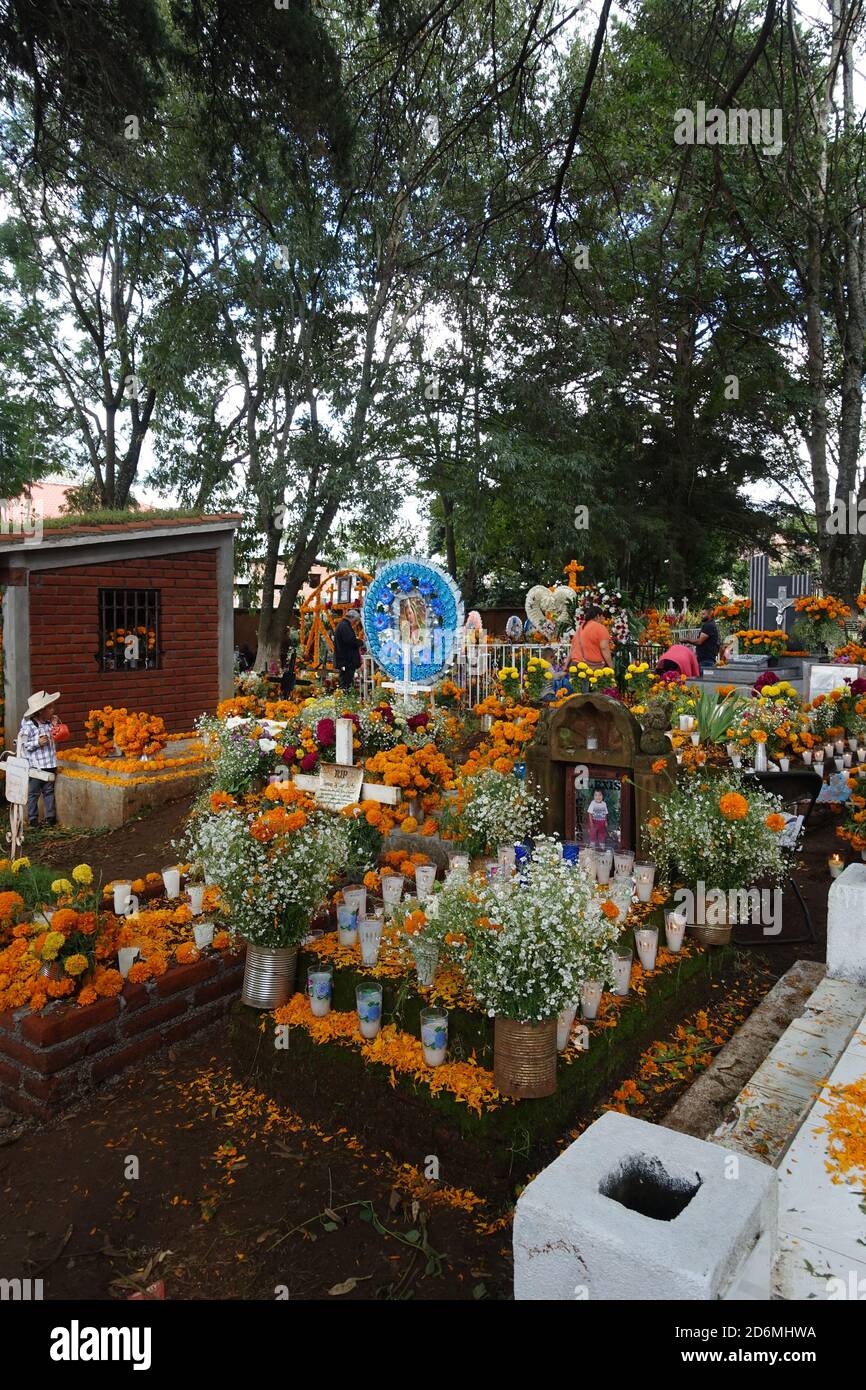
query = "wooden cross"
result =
(563, 559, 584, 591)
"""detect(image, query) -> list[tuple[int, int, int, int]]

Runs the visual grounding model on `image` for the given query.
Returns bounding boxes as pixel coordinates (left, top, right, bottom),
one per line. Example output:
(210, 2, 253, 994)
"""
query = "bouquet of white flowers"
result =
(463, 839, 621, 1022)
(440, 768, 545, 857)
(190, 787, 348, 948)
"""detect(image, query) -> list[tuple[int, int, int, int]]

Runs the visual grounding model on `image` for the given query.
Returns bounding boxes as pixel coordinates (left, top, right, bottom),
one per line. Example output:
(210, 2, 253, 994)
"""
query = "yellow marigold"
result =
(400, 816, 418, 833)
(10, 858, 30, 873)
(51, 878, 74, 896)
(64, 953, 89, 976)
(72, 863, 94, 885)
(719, 791, 749, 821)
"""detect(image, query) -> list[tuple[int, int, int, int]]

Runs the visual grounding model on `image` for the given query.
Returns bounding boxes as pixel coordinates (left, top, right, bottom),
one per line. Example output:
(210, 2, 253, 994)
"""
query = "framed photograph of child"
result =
(567, 766, 634, 850)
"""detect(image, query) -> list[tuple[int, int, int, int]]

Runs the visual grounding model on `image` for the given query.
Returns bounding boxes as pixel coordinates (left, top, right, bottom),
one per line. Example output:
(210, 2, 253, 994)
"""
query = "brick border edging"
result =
(0, 947, 246, 1120)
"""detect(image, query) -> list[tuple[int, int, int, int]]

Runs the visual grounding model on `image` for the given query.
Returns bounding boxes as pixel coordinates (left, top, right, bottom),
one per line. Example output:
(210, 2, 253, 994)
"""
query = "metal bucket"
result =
(241, 944, 298, 1009)
(493, 1016, 557, 1099)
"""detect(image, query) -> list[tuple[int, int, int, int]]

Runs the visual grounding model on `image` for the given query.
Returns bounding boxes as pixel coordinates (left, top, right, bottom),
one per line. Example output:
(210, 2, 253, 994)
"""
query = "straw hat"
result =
(24, 690, 60, 719)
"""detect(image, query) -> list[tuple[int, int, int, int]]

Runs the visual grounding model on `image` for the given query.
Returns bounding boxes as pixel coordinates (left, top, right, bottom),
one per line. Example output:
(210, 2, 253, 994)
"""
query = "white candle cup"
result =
(614, 850, 635, 878)
(676, 752, 684, 764)
(779, 756, 790, 772)
(412, 938, 439, 987)
(497, 844, 517, 875)
(635, 926, 659, 971)
(356, 983, 382, 1039)
(859, 748, 866, 763)
(844, 753, 853, 768)
(117, 946, 140, 979)
(193, 922, 214, 950)
(187, 884, 205, 916)
(834, 739, 845, 755)
(581, 848, 598, 881)
(834, 756, 844, 772)
(162, 867, 181, 899)
(814, 758, 825, 777)
(447, 852, 469, 874)
(611, 949, 633, 996)
(307, 969, 333, 1017)
(848, 737, 858, 751)
(679, 715, 695, 732)
(420, 1008, 448, 1066)
(824, 741, 834, 758)
(595, 849, 613, 884)
(690, 731, 700, 745)
(586, 735, 598, 750)
(359, 917, 383, 966)
(664, 910, 687, 953)
(828, 857, 845, 880)
(731, 754, 742, 769)
(113, 882, 137, 916)
(336, 903, 358, 946)
(580, 980, 604, 1022)
(557, 1000, 580, 1050)
(802, 749, 813, 764)
(342, 887, 367, 919)
(726, 742, 737, 758)
(634, 864, 656, 902)
(381, 873, 404, 908)
(414, 863, 437, 900)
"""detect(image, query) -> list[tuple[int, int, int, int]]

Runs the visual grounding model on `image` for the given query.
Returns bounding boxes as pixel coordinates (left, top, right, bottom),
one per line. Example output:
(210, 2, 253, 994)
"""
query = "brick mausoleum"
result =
(0, 514, 240, 744)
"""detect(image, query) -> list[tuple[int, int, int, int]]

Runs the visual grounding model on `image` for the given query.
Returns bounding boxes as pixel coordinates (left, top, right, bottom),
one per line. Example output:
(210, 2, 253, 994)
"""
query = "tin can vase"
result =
(493, 1016, 558, 1099)
(241, 943, 298, 1009)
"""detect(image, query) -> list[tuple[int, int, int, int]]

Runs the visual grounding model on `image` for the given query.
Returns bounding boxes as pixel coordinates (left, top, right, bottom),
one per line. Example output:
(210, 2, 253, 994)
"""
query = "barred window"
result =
(98, 590, 161, 671)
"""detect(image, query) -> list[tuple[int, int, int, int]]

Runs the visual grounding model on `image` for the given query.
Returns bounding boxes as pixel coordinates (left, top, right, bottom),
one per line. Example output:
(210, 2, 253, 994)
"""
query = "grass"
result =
(43, 508, 210, 530)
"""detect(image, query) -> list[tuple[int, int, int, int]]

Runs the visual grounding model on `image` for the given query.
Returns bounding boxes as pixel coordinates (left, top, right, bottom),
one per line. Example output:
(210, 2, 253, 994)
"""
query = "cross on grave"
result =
(563, 559, 583, 591)
(289, 717, 401, 809)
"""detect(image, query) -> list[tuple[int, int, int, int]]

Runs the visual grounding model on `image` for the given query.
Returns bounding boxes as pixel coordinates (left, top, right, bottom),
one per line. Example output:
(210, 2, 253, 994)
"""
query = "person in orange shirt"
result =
(569, 605, 613, 669)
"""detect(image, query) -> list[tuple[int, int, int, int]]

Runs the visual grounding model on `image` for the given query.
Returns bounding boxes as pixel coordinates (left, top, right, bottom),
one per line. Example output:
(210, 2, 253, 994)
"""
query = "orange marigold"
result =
(719, 791, 749, 821)
(50, 908, 80, 935)
(765, 813, 786, 832)
(94, 967, 123, 997)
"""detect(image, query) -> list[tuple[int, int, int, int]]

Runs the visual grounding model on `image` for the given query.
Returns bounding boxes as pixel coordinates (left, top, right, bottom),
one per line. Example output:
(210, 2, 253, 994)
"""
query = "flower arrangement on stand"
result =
(524, 656, 553, 700)
(638, 608, 673, 648)
(622, 661, 653, 703)
(733, 629, 790, 658)
(497, 666, 521, 701)
(567, 661, 617, 695)
(792, 595, 852, 654)
(643, 773, 794, 945)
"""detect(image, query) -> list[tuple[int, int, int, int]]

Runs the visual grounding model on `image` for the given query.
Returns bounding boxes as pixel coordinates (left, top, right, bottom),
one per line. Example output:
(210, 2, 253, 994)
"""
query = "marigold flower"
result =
(72, 863, 94, 885)
(719, 791, 749, 821)
(64, 953, 89, 976)
(765, 813, 786, 832)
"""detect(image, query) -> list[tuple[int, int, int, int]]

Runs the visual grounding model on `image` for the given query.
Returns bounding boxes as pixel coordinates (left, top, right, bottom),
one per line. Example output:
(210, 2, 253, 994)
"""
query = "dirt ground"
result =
(0, 795, 843, 1301)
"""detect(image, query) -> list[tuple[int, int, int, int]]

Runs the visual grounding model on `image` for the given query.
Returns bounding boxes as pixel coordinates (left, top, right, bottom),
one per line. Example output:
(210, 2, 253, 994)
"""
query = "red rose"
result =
(300, 751, 319, 773)
(282, 746, 297, 765)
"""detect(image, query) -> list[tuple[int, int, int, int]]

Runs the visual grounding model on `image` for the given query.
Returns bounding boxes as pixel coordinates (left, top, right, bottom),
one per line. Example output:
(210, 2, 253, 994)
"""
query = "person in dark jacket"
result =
(333, 609, 363, 691)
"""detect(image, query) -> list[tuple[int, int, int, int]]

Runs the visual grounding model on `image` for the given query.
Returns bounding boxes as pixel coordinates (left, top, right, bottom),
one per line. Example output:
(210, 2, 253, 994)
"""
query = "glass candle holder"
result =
(828, 855, 844, 880)
(414, 863, 437, 901)
(307, 969, 333, 1017)
(359, 916, 383, 966)
(595, 849, 614, 884)
(356, 982, 382, 1039)
(497, 844, 517, 874)
(187, 884, 205, 916)
(117, 946, 140, 979)
(802, 748, 813, 764)
(336, 903, 358, 946)
(581, 848, 598, 882)
(614, 850, 635, 878)
(664, 909, 687, 953)
(824, 741, 834, 758)
(557, 1000, 579, 1051)
(580, 980, 603, 1021)
(834, 739, 845, 755)
(447, 851, 469, 874)
(162, 866, 181, 899)
(412, 938, 439, 987)
(848, 736, 858, 752)
(859, 748, 866, 763)
(611, 948, 633, 996)
(634, 863, 656, 902)
(778, 755, 790, 772)
(844, 752, 853, 768)
(193, 921, 214, 950)
(381, 872, 404, 908)
(634, 926, 659, 971)
(420, 1008, 448, 1066)
(342, 886, 367, 919)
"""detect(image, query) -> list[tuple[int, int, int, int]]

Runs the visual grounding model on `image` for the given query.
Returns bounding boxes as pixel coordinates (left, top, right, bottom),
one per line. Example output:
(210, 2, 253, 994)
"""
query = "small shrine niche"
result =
(525, 694, 675, 855)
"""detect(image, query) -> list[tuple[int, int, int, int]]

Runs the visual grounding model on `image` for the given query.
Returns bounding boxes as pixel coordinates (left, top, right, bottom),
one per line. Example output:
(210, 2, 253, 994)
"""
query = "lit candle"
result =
(844, 752, 853, 768)
(634, 863, 656, 902)
(635, 927, 659, 971)
(664, 910, 687, 953)
(829, 854, 844, 880)
(611, 949, 633, 996)
(802, 748, 812, 764)
(834, 739, 845, 755)
(859, 748, 866, 763)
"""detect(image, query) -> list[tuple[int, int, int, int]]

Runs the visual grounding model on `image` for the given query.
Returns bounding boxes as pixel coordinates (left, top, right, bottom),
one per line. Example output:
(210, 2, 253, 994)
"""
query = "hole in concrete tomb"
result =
(598, 1154, 701, 1221)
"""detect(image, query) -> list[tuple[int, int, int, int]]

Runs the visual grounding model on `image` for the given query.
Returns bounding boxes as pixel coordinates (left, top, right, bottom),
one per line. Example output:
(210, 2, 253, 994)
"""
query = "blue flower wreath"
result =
(362, 556, 465, 684)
